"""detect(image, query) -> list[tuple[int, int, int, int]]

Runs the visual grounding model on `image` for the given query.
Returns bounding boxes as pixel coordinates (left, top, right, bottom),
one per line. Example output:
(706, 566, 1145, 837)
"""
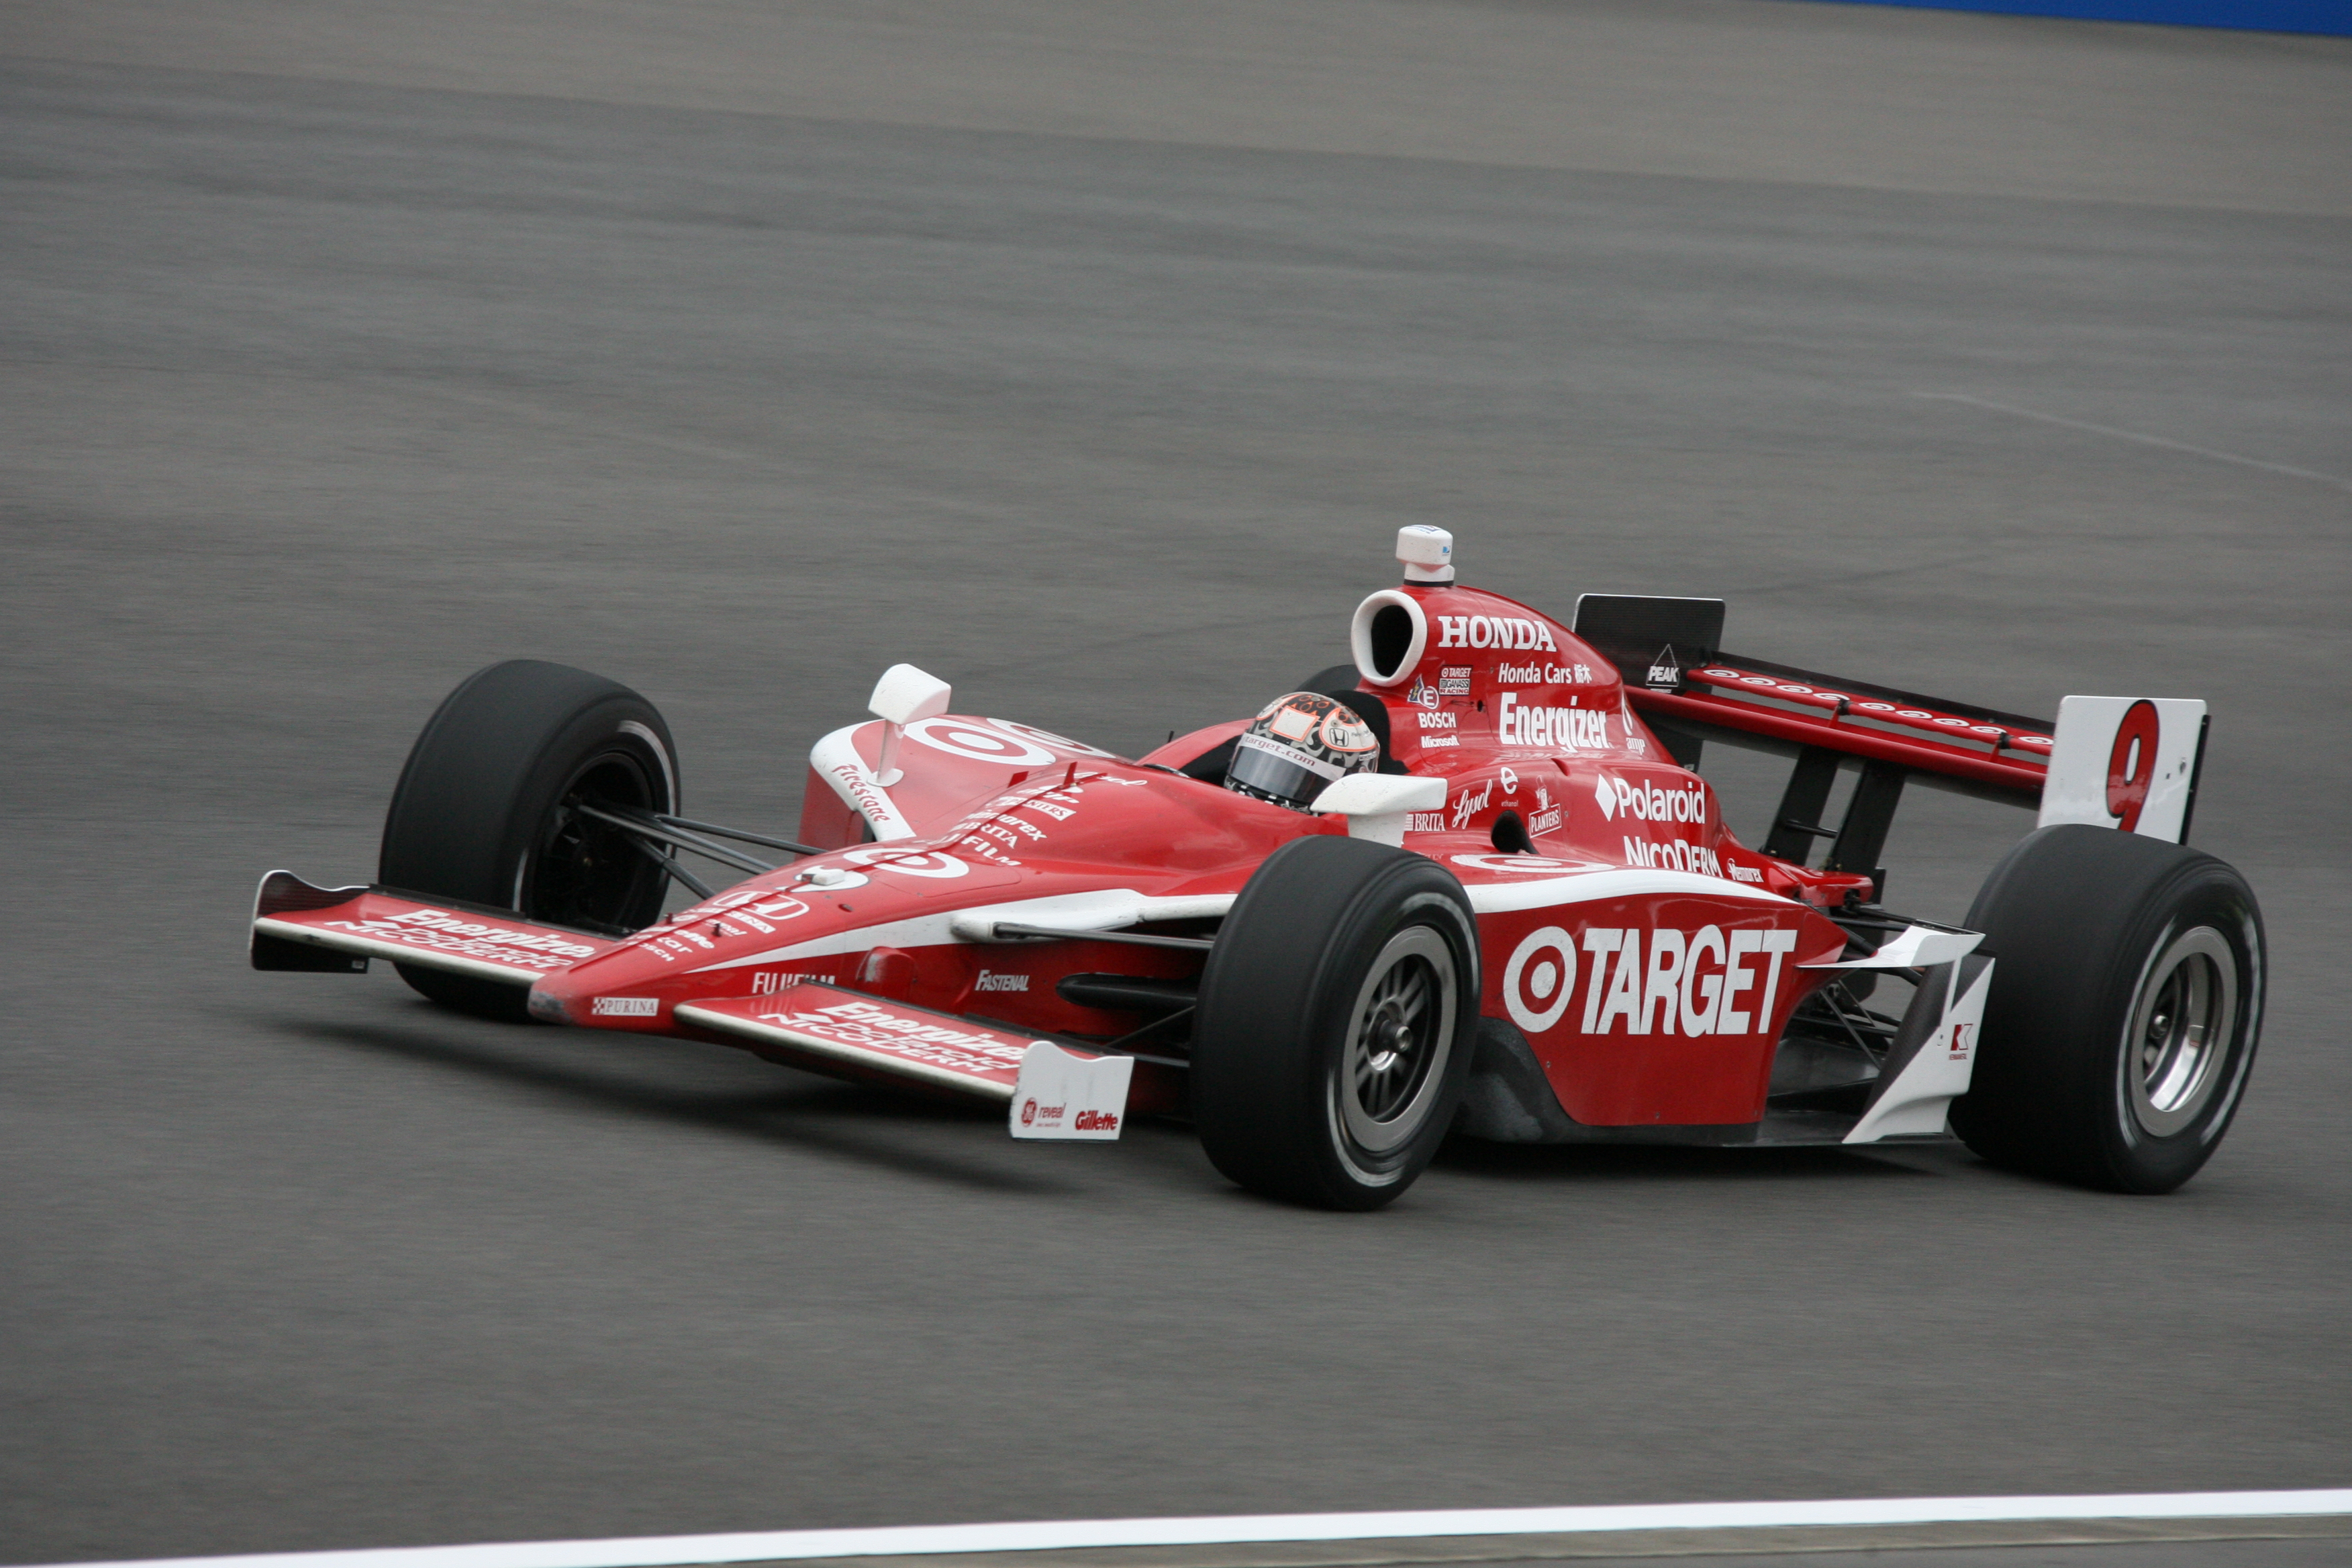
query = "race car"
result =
(251, 527, 2265, 1209)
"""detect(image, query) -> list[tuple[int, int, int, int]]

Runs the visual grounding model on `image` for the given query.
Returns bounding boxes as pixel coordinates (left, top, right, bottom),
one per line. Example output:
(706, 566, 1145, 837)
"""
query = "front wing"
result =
(677, 985, 1134, 1137)
(249, 871, 618, 983)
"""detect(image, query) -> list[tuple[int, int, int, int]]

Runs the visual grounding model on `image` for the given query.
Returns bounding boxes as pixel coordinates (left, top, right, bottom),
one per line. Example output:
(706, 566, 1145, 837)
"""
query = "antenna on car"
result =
(1398, 525, 1455, 584)
(867, 663, 952, 786)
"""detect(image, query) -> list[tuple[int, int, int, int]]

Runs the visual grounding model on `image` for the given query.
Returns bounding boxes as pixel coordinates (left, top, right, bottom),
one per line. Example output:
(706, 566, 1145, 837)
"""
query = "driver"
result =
(1225, 691, 1381, 812)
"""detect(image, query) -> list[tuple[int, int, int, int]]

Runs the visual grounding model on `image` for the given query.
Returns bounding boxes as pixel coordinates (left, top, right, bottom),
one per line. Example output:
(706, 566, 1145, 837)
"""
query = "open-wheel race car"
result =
(252, 528, 2265, 1209)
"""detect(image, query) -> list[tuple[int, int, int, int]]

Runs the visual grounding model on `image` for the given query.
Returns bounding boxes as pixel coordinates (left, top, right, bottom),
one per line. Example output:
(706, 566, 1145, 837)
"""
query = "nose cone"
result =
(527, 929, 698, 1028)
(524, 867, 928, 1028)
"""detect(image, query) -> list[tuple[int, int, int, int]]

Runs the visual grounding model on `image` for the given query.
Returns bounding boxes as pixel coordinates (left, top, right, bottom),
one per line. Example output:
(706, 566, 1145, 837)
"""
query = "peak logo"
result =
(1647, 644, 1682, 688)
(1436, 615, 1558, 652)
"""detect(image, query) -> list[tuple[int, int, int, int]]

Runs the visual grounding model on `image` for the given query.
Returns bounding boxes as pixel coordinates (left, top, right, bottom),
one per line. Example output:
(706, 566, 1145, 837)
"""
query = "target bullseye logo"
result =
(905, 717, 1057, 767)
(842, 847, 969, 879)
(1450, 854, 1591, 876)
(984, 717, 1114, 759)
(1503, 925, 1578, 1034)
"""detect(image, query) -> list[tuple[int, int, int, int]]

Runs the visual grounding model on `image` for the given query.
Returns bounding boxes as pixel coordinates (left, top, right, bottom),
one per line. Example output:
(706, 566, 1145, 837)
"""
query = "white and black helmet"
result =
(1226, 691, 1381, 812)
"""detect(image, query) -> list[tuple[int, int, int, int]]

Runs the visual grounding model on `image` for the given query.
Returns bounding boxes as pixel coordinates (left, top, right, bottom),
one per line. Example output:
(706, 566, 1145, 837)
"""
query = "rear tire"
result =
(1191, 836, 1479, 1210)
(1951, 824, 2263, 1193)
(379, 660, 681, 1020)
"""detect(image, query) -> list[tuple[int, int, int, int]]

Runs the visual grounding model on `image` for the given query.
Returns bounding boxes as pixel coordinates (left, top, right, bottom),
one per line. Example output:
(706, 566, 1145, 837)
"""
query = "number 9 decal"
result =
(2106, 699, 2160, 834)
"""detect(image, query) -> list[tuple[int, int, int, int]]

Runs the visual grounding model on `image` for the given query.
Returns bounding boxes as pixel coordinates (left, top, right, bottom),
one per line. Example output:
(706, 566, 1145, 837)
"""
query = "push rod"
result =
(653, 812, 820, 859)
(625, 838, 717, 901)
(575, 802, 777, 878)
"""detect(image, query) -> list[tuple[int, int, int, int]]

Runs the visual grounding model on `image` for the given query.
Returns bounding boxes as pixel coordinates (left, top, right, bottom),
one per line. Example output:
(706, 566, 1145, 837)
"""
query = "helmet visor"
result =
(1228, 730, 1348, 812)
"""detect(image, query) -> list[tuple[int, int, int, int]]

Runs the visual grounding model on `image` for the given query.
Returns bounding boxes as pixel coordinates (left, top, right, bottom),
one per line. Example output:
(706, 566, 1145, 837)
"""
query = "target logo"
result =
(842, 846, 969, 879)
(1450, 854, 1592, 876)
(983, 717, 1115, 759)
(1504, 923, 1801, 1038)
(905, 718, 1057, 767)
(1503, 926, 1579, 1033)
(905, 715, 1114, 767)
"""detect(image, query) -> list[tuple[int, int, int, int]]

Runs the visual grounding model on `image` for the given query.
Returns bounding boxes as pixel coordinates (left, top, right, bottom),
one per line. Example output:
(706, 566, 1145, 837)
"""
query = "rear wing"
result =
(1573, 596, 2208, 885)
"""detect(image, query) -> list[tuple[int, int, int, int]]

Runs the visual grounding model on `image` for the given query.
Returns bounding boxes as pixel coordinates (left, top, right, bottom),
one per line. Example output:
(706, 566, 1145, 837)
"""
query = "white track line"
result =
(1913, 391, 2352, 491)
(26, 1490, 2352, 1568)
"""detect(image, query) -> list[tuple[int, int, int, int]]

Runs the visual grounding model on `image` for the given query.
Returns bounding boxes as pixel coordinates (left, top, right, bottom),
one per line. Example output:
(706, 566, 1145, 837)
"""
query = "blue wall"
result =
(1804, 1, 2352, 34)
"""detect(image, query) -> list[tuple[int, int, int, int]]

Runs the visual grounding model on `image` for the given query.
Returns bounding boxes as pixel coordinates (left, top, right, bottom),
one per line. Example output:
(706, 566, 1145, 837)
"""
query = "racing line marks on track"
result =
(1914, 392, 2352, 491)
(26, 1491, 2352, 1568)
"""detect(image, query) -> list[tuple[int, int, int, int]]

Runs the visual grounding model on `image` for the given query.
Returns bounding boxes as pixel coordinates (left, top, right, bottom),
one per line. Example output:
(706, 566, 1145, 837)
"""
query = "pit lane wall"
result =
(1799, 1, 2351, 34)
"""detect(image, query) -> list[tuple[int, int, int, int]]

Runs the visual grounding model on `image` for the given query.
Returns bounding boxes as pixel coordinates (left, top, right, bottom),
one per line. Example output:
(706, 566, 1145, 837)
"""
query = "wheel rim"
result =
(524, 749, 663, 934)
(1334, 924, 1457, 1158)
(2123, 924, 2238, 1138)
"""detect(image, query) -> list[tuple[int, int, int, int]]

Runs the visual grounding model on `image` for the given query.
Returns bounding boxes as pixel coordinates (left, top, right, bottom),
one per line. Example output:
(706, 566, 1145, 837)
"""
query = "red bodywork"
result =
(258, 580, 2014, 1132)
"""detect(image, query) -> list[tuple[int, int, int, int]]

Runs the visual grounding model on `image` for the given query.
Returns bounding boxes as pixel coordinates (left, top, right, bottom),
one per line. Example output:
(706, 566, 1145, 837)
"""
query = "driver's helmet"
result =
(1226, 691, 1380, 812)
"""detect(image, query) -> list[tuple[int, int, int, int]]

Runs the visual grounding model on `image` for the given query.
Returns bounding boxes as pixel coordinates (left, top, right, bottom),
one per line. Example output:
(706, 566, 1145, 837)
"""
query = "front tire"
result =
(1951, 824, 2263, 1193)
(1191, 836, 1480, 1210)
(379, 660, 681, 1019)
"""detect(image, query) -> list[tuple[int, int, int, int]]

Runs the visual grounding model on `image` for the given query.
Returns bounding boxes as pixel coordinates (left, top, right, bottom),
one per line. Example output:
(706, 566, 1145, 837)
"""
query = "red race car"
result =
(252, 528, 2264, 1208)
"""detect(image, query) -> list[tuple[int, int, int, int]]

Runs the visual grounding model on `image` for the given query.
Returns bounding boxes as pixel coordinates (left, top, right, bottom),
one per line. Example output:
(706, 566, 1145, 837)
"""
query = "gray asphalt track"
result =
(3, 3, 2349, 1565)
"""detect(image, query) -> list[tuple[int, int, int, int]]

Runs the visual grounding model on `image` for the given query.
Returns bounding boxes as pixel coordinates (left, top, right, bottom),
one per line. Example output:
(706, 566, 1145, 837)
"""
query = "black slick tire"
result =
(1951, 824, 2263, 1194)
(1191, 835, 1480, 1210)
(379, 660, 680, 1020)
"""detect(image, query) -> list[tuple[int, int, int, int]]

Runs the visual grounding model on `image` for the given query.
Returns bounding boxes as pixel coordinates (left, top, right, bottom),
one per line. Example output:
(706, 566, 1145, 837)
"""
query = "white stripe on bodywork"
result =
(810, 724, 915, 841)
(1462, 867, 1796, 916)
(948, 891, 1234, 941)
(32, 1489, 2352, 1568)
(701, 872, 1784, 973)
(691, 910, 965, 973)
(691, 891, 1236, 974)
